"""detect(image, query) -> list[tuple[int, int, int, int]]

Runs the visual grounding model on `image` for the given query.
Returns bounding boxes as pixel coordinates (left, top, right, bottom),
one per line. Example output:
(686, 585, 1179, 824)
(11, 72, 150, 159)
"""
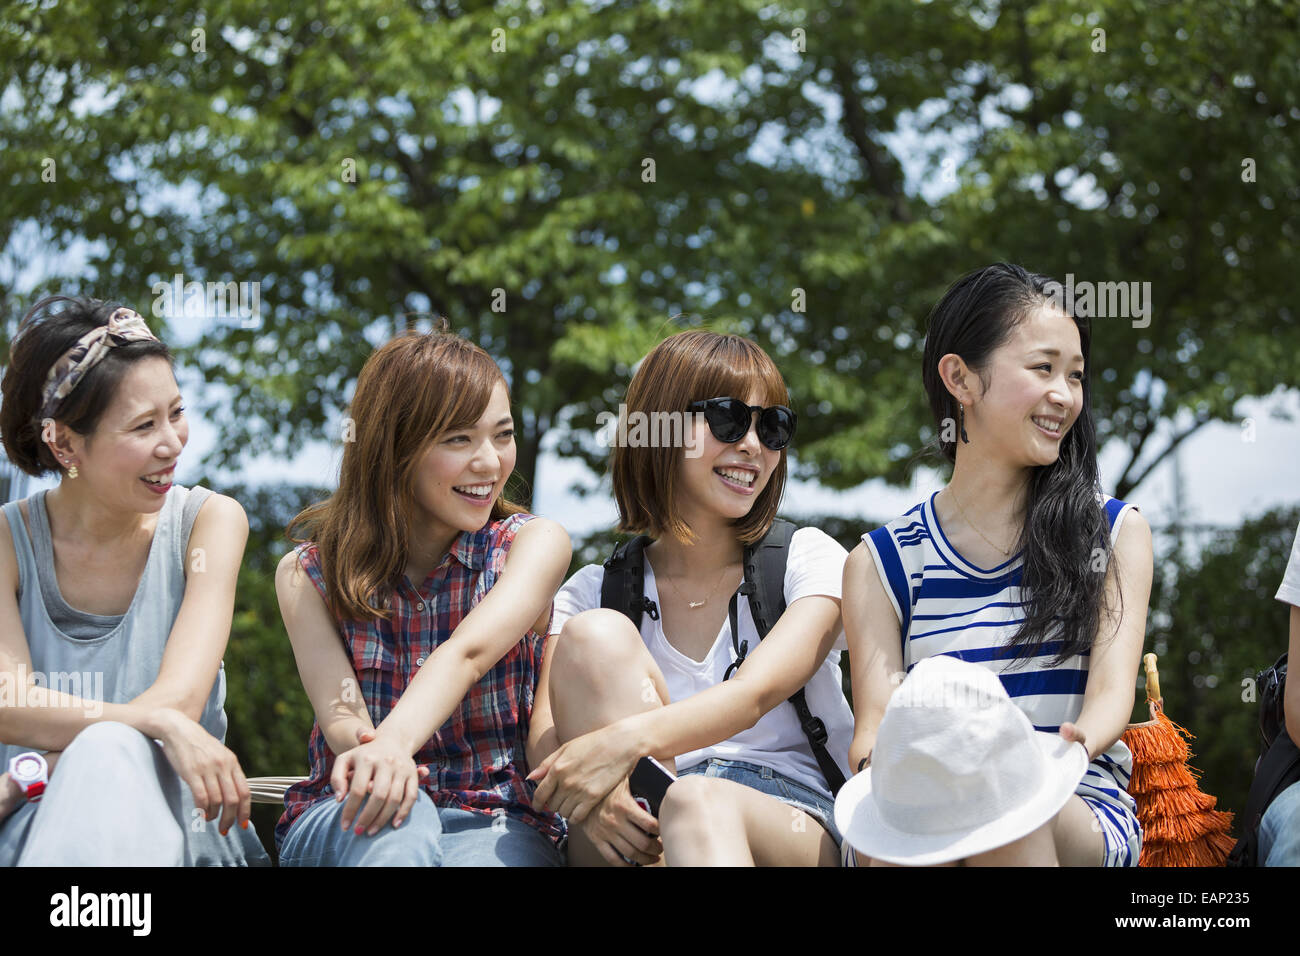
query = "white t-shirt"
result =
(551, 527, 855, 800)
(1278, 518, 1300, 608)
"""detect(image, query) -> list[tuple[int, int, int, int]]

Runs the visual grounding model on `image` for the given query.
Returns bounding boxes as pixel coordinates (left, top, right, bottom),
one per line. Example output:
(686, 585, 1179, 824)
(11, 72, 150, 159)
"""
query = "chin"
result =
(1027, 447, 1062, 468)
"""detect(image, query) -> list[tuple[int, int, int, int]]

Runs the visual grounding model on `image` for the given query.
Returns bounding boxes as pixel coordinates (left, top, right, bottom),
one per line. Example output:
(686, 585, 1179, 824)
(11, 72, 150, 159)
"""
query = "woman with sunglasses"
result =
(531, 330, 853, 866)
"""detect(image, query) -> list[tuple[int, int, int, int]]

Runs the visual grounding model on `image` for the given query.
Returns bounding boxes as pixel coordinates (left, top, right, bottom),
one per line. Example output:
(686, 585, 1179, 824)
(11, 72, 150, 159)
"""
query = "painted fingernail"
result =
(220, 828, 229, 837)
(241, 820, 249, 830)
(354, 825, 364, 835)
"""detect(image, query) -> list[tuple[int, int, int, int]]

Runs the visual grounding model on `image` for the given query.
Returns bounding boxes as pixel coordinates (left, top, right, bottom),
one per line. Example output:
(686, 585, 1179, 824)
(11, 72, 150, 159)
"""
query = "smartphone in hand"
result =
(629, 756, 676, 816)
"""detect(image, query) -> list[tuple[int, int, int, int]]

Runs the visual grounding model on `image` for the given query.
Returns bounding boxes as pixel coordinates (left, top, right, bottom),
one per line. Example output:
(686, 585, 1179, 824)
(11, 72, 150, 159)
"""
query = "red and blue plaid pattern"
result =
(275, 513, 564, 850)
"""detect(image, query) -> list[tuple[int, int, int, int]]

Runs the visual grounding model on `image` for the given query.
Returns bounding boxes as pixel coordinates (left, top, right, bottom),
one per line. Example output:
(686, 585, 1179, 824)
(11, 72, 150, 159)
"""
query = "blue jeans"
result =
(677, 757, 843, 847)
(1260, 779, 1300, 866)
(279, 790, 565, 866)
(0, 721, 270, 866)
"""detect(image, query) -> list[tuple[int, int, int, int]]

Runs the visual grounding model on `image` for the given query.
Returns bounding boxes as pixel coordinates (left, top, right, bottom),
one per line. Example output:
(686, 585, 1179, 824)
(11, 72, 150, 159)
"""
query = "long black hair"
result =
(921, 262, 1114, 664)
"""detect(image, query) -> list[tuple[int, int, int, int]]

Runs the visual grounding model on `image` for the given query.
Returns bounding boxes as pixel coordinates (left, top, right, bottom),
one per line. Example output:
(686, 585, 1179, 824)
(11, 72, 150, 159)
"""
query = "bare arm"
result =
(529, 589, 844, 822)
(616, 594, 842, 763)
(1062, 510, 1153, 759)
(278, 519, 571, 766)
(129, 493, 248, 722)
(0, 497, 253, 832)
(369, 518, 571, 756)
(1285, 606, 1300, 746)
(842, 541, 904, 773)
(275, 549, 377, 757)
(526, 626, 561, 772)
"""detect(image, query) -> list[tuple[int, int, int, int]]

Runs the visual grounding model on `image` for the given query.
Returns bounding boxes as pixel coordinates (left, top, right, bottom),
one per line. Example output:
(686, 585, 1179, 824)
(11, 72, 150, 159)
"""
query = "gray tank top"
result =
(0, 485, 228, 774)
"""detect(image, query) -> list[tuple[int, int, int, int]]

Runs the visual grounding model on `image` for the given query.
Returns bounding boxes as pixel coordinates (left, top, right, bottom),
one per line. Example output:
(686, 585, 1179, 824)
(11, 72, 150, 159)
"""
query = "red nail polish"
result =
(354, 825, 364, 835)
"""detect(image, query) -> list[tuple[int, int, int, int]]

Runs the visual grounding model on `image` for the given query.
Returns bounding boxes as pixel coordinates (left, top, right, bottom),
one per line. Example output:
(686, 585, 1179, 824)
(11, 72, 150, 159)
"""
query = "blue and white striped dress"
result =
(859, 491, 1142, 867)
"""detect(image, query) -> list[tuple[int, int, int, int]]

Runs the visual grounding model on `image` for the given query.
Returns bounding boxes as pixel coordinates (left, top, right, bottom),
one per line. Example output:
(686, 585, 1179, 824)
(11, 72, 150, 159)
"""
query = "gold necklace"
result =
(948, 486, 1016, 557)
(661, 562, 735, 610)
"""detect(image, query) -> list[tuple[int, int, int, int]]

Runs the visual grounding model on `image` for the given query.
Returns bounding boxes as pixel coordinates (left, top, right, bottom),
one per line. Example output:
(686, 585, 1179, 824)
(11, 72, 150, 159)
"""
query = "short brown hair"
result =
(289, 331, 522, 621)
(611, 330, 789, 545)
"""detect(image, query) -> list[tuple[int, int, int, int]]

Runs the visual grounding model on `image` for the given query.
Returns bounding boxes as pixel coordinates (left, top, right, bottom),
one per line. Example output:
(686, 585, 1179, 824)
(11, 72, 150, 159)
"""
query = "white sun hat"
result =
(834, 654, 1088, 866)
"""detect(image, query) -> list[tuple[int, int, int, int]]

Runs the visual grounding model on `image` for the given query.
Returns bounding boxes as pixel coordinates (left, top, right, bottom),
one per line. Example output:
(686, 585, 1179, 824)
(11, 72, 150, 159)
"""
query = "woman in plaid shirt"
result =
(274, 330, 571, 866)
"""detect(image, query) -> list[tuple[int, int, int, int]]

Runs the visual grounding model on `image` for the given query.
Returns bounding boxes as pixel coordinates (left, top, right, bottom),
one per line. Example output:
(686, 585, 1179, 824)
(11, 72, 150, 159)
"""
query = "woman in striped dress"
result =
(843, 263, 1153, 866)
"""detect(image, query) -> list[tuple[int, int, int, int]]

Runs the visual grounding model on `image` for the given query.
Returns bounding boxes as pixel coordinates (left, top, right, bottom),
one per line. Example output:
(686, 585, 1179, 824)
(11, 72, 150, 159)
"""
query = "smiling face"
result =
(411, 379, 516, 544)
(968, 305, 1085, 468)
(57, 356, 187, 512)
(676, 387, 781, 526)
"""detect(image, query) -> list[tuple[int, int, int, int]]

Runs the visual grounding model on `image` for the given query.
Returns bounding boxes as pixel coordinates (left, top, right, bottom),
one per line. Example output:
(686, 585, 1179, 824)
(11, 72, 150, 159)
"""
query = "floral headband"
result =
(39, 307, 160, 419)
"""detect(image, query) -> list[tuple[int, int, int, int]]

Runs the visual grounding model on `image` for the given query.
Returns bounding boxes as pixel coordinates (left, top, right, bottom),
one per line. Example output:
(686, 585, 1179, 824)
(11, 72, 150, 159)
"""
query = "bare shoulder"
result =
(845, 540, 873, 574)
(1113, 507, 1152, 560)
(192, 491, 249, 532)
(509, 516, 572, 555)
(845, 541, 889, 600)
(0, 501, 19, 594)
(275, 547, 311, 588)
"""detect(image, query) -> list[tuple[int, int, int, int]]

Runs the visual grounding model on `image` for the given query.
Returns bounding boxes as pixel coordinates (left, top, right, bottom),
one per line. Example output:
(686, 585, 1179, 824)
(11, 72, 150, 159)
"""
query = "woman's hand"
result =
(152, 708, 251, 836)
(583, 779, 663, 867)
(331, 728, 428, 836)
(527, 723, 643, 824)
(0, 772, 23, 823)
(1059, 721, 1090, 760)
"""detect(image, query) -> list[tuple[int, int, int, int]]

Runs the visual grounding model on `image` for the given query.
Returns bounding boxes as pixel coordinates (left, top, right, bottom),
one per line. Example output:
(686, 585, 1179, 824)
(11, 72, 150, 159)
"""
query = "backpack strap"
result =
(600, 534, 660, 626)
(1227, 731, 1300, 867)
(734, 518, 847, 796)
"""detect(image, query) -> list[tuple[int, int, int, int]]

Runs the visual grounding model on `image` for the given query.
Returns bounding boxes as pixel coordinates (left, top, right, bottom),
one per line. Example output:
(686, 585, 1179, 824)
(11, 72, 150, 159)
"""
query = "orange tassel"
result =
(1127, 760, 1199, 794)
(1124, 712, 1191, 763)
(1141, 809, 1235, 845)
(1121, 697, 1236, 867)
(1140, 829, 1236, 868)
(1135, 787, 1218, 819)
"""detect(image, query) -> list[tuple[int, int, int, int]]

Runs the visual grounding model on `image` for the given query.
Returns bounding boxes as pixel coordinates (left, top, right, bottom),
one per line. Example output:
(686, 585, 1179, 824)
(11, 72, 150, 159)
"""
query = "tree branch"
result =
(830, 61, 911, 222)
(1115, 412, 1212, 499)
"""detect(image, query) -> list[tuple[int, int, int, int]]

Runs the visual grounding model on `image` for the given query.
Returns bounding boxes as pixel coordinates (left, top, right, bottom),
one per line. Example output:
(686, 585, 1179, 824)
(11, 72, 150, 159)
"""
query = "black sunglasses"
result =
(688, 397, 797, 450)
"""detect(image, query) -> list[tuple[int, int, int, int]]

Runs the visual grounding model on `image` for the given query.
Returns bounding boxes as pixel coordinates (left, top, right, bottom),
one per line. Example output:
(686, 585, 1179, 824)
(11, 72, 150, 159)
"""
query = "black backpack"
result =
(600, 518, 847, 795)
(1227, 653, 1300, 866)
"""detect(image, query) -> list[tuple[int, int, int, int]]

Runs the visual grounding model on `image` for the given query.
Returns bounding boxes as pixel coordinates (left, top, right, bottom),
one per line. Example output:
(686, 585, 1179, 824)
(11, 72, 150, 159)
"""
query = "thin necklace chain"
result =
(661, 561, 735, 610)
(948, 486, 1017, 557)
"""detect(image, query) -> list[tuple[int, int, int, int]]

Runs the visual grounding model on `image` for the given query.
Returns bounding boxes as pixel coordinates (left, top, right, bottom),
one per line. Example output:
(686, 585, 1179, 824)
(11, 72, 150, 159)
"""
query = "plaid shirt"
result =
(275, 512, 565, 850)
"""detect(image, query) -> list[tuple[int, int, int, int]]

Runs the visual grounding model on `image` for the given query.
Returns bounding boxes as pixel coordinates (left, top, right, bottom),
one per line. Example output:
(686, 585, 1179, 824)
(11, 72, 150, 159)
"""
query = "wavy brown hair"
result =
(289, 331, 522, 621)
(612, 330, 789, 546)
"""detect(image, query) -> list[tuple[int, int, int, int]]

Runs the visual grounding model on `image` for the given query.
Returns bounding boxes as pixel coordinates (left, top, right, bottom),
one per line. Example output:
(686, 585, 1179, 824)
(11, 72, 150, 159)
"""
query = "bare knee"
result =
(551, 609, 648, 686)
(660, 776, 727, 834)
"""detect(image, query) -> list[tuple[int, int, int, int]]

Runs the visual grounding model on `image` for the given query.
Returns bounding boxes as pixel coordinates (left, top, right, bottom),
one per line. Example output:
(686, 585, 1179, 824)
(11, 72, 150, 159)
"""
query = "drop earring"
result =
(64, 459, 78, 480)
(959, 403, 970, 444)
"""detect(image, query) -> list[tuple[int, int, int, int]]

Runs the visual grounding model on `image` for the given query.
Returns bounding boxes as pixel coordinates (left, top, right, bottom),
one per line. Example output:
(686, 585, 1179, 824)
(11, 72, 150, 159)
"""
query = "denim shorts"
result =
(280, 791, 565, 867)
(677, 757, 843, 848)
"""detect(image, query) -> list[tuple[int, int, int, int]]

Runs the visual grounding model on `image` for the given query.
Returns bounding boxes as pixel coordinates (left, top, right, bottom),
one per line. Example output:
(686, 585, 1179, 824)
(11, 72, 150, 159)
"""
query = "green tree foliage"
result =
(3, 0, 1296, 498)
(1145, 507, 1300, 820)
(214, 480, 325, 779)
